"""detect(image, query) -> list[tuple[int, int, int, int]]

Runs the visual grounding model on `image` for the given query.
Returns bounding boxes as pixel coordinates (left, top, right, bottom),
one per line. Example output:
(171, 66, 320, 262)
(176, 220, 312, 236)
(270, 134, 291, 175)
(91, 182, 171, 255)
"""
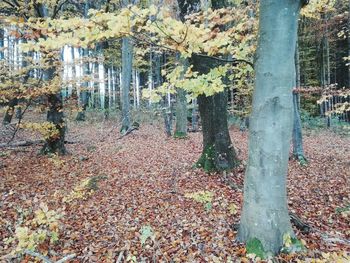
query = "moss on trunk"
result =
(174, 131, 187, 139)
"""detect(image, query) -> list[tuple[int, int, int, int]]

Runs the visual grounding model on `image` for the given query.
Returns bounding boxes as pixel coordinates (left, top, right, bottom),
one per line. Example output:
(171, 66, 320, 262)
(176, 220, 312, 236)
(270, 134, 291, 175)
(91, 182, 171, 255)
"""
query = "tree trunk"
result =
(41, 64, 66, 155)
(120, 37, 133, 133)
(175, 88, 187, 138)
(238, 0, 303, 254)
(192, 0, 238, 171)
(3, 98, 18, 125)
(3, 36, 19, 125)
(191, 98, 198, 132)
(174, 57, 188, 139)
(292, 40, 306, 163)
(0, 28, 4, 60)
(76, 48, 90, 121)
(191, 55, 238, 171)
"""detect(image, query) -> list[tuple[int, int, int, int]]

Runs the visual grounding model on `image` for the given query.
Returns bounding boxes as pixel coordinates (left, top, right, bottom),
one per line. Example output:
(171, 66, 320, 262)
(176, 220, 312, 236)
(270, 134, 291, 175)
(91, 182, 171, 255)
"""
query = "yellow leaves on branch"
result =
(20, 121, 61, 140)
(15, 5, 256, 62)
(301, 0, 336, 19)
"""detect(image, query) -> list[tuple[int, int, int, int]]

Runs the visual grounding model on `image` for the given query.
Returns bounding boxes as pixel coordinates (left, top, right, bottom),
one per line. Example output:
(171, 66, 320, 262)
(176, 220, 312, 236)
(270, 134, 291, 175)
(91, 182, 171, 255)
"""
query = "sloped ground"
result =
(0, 118, 349, 262)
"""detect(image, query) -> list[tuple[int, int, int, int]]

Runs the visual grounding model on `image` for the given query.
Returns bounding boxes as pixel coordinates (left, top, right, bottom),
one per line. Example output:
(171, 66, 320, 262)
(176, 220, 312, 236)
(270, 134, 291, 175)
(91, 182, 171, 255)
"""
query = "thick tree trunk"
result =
(41, 66, 66, 155)
(120, 37, 133, 133)
(196, 91, 238, 172)
(238, 0, 302, 254)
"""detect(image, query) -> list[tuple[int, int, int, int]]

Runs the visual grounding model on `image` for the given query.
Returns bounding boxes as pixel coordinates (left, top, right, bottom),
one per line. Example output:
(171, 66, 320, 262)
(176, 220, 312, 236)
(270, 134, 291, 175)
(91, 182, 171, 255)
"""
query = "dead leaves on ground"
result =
(0, 121, 349, 262)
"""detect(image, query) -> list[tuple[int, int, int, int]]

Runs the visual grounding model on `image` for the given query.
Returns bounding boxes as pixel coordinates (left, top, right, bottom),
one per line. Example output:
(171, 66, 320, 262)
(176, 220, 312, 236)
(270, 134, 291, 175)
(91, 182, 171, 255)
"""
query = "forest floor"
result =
(0, 115, 350, 262)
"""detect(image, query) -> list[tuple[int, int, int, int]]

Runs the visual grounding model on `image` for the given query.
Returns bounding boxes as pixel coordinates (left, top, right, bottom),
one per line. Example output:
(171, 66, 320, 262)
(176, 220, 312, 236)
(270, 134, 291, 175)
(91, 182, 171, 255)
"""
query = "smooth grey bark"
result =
(120, 37, 133, 133)
(93, 46, 101, 109)
(174, 56, 189, 138)
(0, 28, 4, 60)
(175, 88, 187, 138)
(292, 92, 306, 163)
(191, 98, 198, 132)
(238, 0, 303, 254)
(76, 48, 90, 121)
(292, 41, 306, 163)
(76, 0, 91, 120)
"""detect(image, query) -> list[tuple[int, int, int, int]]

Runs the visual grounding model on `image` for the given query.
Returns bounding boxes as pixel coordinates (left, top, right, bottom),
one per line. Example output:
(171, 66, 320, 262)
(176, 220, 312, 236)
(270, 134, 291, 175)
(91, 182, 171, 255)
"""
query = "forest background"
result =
(0, 0, 350, 262)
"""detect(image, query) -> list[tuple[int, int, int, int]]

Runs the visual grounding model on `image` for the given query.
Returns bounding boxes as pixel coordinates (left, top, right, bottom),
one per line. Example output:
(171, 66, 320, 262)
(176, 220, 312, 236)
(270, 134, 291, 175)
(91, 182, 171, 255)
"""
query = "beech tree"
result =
(238, 0, 308, 255)
(178, 0, 240, 171)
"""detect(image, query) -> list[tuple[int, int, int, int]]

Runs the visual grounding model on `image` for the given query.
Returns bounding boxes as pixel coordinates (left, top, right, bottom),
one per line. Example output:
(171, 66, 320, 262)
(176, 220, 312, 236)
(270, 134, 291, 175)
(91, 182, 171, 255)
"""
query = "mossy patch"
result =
(246, 238, 266, 259)
(195, 145, 216, 172)
(174, 131, 187, 139)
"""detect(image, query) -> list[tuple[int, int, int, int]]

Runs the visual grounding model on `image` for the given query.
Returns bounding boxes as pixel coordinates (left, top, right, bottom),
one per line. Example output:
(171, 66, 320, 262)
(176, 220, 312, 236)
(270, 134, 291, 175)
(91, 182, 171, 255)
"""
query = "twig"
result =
(116, 250, 124, 263)
(0, 140, 77, 148)
(24, 250, 76, 263)
(117, 127, 138, 140)
(24, 250, 51, 263)
(56, 253, 76, 263)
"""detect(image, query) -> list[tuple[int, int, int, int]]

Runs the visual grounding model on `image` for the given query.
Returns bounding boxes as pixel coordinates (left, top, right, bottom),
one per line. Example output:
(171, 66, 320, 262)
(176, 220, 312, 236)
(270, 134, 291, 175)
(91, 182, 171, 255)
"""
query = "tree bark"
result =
(3, 98, 18, 125)
(238, 0, 303, 254)
(195, 90, 238, 172)
(41, 66, 66, 155)
(120, 37, 133, 133)
(192, 52, 238, 172)
(0, 28, 4, 60)
(76, 48, 90, 121)
(292, 40, 306, 163)
(178, 0, 239, 172)
(174, 56, 188, 138)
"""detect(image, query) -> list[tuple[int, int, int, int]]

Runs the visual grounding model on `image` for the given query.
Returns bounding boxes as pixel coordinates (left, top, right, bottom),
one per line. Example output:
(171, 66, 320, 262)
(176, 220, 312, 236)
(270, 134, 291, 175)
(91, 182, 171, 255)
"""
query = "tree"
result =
(292, 40, 307, 163)
(177, 0, 239, 172)
(174, 57, 188, 138)
(238, 0, 307, 255)
(120, 36, 133, 133)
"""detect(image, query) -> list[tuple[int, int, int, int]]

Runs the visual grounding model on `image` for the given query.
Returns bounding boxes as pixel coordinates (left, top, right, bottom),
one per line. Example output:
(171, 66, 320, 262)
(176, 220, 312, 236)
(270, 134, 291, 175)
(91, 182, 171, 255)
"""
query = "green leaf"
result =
(140, 225, 155, 246)
(246, 238, 266, 259)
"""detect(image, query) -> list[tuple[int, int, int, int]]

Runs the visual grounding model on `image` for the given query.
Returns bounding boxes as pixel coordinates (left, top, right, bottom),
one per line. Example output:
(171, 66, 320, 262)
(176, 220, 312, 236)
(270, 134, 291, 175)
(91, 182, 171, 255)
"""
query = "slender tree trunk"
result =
(104, 64, 109, 119)
(292, 40, 306, 163)
(76, 48, 90, 121)
(120, 37, 133, 133)
(0, 28, 4, 60)
(191, 98, 198, 132)
(76, 0, 91, 117)
(238, 0, 303, 254)
(3, 37, 19, 125)
(174, 56, 188, 138)
(175, 88, 187, 138)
